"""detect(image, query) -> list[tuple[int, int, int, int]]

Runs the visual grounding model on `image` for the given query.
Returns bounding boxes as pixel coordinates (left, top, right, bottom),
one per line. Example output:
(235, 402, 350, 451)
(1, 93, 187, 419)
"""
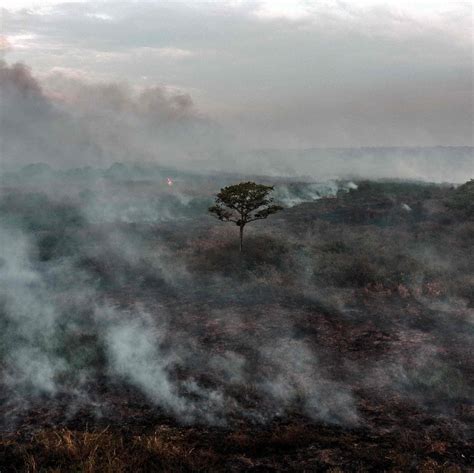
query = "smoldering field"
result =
(0, 165, 473, 471)
(0, 168, 361, 426)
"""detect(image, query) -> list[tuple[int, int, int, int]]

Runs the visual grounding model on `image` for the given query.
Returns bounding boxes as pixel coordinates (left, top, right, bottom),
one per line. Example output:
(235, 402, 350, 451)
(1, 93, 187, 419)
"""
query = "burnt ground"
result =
(0, 178, 473, 471)
(1, 289, 472, 472)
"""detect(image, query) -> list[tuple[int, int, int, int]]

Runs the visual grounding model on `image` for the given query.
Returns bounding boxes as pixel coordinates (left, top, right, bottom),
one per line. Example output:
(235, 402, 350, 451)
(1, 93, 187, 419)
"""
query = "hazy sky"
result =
(1, 0, 473, 148)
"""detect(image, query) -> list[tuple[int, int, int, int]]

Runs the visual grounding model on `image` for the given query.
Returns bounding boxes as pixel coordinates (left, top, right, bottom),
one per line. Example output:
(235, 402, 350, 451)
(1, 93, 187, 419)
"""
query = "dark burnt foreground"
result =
(1, 403, 472, 472)
(0, 175, 473, 471)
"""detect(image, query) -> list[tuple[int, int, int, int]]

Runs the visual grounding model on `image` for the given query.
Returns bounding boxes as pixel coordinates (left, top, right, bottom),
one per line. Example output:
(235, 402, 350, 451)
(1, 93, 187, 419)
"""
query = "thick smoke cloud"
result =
(0, 60, 229, 170)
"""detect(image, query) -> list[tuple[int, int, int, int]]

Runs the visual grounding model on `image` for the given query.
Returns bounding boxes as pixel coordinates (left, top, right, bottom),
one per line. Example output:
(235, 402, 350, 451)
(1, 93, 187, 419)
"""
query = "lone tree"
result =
(209, 182, 283, 252)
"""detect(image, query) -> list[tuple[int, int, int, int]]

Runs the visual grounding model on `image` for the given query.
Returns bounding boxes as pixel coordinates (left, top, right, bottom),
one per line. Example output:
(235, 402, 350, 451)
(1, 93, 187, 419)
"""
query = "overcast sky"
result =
(1, 0, 473, 148)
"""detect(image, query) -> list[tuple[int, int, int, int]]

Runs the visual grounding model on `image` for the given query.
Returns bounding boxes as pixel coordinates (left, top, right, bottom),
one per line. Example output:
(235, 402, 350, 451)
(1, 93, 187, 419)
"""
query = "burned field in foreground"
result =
(0, 170, 473, 471)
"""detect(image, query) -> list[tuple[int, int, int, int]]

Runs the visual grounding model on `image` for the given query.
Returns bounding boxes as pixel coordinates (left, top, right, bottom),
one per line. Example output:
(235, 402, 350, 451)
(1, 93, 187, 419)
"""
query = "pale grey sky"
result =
(1, 0, 473, 148)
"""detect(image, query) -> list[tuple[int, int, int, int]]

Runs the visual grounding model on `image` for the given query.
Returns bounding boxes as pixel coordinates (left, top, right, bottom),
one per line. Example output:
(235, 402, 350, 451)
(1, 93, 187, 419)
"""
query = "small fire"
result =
(167, 177, 174, 187)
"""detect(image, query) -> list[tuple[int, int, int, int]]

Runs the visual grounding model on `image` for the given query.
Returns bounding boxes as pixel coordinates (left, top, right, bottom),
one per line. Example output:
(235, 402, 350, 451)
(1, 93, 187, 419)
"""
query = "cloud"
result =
(1, 34, 39, 51)
(85, 12, 114, 22)
(155, 47, 195, 58)
(0, 36, 12, 51)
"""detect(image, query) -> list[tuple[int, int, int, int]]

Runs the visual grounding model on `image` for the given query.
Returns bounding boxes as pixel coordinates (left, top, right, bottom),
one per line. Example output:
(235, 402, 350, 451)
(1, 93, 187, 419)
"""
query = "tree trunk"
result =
(239, 225, 244, 252)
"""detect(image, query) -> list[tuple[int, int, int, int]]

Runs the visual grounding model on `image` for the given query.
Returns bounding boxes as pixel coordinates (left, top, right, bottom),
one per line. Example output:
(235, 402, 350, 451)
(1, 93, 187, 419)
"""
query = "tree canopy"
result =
(209, 182, 283, 251)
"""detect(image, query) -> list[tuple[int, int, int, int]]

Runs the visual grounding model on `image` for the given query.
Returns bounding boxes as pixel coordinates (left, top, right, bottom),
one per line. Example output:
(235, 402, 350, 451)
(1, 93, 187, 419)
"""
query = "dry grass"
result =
(1, 419, 471, 473)
(4, 428, 220, 473)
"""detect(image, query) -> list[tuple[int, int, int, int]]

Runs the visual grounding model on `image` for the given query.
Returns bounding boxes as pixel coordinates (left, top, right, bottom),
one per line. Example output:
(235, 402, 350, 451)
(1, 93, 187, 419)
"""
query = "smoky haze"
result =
(0, 60, 473, 182)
